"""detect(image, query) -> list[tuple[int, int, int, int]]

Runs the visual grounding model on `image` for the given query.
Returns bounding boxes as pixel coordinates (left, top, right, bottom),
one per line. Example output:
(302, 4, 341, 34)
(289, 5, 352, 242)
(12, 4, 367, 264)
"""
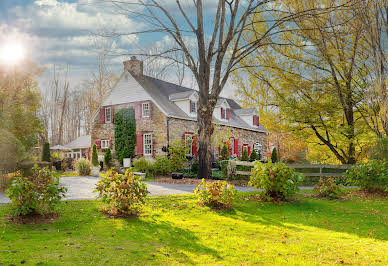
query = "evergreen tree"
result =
(119, 146, 129, 166)
(104, 148, 112, 168)
(271, 148, 278, 163)
(249, 149, 258, 162)
(41, 142, 51, 162)
(241, 148, 249, 161)
(114, 108, 136, 162)
(220, 144, 229, 160)
(91, 144, 99, 166)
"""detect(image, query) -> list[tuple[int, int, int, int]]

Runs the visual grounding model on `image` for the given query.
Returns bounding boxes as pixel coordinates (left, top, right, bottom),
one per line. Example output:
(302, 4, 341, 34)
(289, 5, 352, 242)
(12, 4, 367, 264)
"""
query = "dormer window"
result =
(142, 102, 150, 117)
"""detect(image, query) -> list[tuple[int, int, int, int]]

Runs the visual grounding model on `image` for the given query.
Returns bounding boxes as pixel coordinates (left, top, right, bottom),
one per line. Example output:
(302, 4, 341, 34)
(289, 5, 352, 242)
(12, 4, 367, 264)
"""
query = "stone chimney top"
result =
(123, 56, 143, 76)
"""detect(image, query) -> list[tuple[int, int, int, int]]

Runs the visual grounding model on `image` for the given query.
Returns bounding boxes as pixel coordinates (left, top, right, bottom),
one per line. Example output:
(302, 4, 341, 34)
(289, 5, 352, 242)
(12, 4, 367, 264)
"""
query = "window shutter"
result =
(96, 140, 101, 149)
(193, 135, 198, 156)
(227, 140, 232, 156)
(100, 108, 105, 124)
(234, 138, 239, 157)
(226, 109, 230, 120)
(253, 116, 255, 126)
(111, 106, 114, 123)
(221, 108, 224, 119)
(189, 100, 192, 113)
(256, 116, 259, 126)
(135, 103, 141, 119)
(148, 101, 152, 118)
(136, 133, 143, 157)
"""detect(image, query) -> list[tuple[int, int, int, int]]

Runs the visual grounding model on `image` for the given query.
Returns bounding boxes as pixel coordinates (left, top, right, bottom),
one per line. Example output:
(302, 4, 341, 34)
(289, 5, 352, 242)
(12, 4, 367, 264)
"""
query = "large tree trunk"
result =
(197, 107, 214, 179)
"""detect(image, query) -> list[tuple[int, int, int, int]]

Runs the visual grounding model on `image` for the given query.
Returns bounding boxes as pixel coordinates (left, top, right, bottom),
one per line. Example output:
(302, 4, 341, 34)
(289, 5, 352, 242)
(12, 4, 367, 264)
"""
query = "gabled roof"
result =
(234, 108, 259, 116)
(102, 72, 268, 133)
(65, 135, 91, 149)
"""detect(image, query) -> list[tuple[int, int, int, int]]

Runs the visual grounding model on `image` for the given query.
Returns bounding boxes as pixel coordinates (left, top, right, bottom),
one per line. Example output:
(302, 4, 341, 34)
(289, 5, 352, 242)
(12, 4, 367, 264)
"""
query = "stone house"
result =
(91, 57, 268, 162)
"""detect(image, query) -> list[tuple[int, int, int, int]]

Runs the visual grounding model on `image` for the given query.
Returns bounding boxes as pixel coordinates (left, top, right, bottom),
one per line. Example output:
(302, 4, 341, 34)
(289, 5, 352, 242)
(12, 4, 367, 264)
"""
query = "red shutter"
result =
(189, 100, 192, 113)
(256, 116, 259, 126)
(111, 106, 114, 123)
(193, 135, 198, 156)
(253, 116, 255, 126)
(136, 133, 143, 157)
(221, 108, 224, 119)
(100, 108, 105, 124)
(234, 138, 239, 157)
(96, 140, 101, 149)
(226, 109, 230, 120)
(135, 103, 141, 119)
(228, 140, 232, 156)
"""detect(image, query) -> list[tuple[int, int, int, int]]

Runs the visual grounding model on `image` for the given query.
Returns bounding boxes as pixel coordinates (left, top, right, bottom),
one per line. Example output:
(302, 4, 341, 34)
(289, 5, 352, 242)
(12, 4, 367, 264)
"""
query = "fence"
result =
(227, 160, 352, 180)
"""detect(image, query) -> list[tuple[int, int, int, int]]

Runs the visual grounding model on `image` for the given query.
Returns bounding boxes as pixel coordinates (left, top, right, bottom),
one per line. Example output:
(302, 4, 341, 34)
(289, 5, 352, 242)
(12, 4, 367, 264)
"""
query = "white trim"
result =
(105, 107, 112, 123)
(101, 140, 109, 149)
(143, 133, 152, 156)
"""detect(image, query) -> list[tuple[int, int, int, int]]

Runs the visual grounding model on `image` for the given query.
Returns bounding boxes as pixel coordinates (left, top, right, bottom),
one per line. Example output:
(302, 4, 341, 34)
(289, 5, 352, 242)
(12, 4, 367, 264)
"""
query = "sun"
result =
(0, 42, 25, 66)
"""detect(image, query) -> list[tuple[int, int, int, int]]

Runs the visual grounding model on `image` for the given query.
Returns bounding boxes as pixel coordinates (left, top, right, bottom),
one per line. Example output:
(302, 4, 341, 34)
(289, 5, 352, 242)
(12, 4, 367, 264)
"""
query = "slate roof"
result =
(234, 108, 258, 115)
(104, 72, 268, 133)
(65, 135, 91, 149)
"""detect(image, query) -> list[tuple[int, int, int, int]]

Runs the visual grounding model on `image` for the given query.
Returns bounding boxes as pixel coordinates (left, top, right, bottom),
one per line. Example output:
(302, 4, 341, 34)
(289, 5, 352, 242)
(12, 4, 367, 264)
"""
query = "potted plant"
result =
(91, 144, 100, 177)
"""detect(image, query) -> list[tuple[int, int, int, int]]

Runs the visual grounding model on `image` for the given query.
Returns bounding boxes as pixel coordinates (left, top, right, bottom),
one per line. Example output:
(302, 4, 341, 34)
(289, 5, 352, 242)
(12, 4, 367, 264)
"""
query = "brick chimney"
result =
(123, 56, 143, 76)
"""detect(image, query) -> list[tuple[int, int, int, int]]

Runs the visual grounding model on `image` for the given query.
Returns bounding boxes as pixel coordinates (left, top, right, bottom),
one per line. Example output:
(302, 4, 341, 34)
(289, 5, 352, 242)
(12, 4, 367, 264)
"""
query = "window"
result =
(101, 140, 109, 149)
(191, 101, 197, 113)
(105, 107, 111, 123)
(142, 102, 150, 117)
(185, 134, 193, 156)
(143, 133, 152, 155)
(230, 138, 235, 155)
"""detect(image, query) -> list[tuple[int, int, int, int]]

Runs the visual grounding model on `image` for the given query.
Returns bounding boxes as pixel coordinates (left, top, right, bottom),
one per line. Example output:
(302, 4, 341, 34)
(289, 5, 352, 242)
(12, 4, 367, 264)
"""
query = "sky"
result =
(0, 0, 237, 96)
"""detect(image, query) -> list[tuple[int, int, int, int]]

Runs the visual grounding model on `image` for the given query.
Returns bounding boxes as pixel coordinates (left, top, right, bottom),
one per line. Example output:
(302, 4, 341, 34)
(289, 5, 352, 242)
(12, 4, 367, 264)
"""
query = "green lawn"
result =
(0, 192, 387, 265)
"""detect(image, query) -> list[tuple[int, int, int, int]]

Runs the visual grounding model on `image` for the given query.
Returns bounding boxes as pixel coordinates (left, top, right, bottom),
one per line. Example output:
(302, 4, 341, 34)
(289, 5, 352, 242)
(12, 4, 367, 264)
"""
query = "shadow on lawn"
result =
(218, 196, 388, 241)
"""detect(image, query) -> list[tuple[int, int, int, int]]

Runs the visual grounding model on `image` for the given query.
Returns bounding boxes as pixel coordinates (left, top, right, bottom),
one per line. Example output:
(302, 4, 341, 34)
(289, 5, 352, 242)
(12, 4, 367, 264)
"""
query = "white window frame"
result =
(185, 134, 193, 156)
(230, 138, 235, 155)
(191, 101, 197, 113)
(142, 102, 150, 117)
(105, 107, 112, 123)
(101, 140, 109, 149)
(143, 133, 152, 155)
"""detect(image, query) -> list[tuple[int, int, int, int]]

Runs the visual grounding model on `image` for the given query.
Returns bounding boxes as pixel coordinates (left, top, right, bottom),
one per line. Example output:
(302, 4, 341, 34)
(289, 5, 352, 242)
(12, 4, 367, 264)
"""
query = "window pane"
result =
(142, 103, 150, 117)
(105, 108, 111, 122)
(143, 134, 152, 155)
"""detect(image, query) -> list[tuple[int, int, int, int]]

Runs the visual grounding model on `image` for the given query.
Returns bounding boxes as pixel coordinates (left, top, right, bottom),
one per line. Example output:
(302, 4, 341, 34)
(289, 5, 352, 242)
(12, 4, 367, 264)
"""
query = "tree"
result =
(114, 108, 136, 162)
(0, 129, 24, 174)
(0, 60, 43, 151)
(41, 142, 51, 162)
(241, 149, 249, 161)
(271, 148, 278, 163)
(91, 144, 99, 167)
(235, 0, 373, 164)
(104, 148, 112, 168)
(103, 0, 330, 178)
(220, 144, 229, 161)
(249, 149, 258, 162)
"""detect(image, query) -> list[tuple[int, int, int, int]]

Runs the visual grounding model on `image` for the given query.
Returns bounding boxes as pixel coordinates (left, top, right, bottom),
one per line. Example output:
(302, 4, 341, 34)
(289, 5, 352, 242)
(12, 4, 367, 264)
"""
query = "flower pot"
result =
(172, 172, 183, 179)
(91, 166, 100, 177)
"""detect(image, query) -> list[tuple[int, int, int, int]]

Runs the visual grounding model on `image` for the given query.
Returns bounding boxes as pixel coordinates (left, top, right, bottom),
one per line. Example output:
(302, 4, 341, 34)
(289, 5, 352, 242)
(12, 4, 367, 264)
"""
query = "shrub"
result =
(104, 148, 112, 168)
(220, 144, 229, 160)
(241, 149, 249, 161)
(91, 144, 99, 167)
(249, 160, 304, 201)
(153, 156, 171, 176)
(191, 160, 199, 173)
(95, 169, 149, 215)
(41, 142, 51, 162)
(194, 179, 237, 209)
(168, 140, 187, 172)
(6, 166, 67, 216)
(271, 148, 278, 163)
(368, 137, 388, 161)
(314, 178, 345, 199)
(114, 108, 136, 162)
(344, 160, 388, 192)
(75, 158, 91, 176)
(0, 129, 24, 175)
(249, 149, 258, 162)
(51, 152, 63, 161)
(119, 146, 129, 166)
(220, 160, 229, 179)
(133, 157, 150, 173)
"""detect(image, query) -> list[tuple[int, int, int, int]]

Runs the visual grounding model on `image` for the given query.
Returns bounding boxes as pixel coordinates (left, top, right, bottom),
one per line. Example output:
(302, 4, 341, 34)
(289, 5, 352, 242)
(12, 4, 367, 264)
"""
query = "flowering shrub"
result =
(194, 179, 237, 209)
(249, 160, 304, 201)
(314, 178, 345, 199)
(6, 166, 67, 216)
(95, 169, 149, 216)
(75, 158, 91, 176)
(344, 160, 388, 192)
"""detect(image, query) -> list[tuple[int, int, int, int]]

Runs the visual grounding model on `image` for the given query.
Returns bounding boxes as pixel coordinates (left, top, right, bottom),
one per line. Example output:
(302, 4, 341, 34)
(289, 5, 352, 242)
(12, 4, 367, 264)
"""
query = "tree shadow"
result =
(217, 196, 388, 241)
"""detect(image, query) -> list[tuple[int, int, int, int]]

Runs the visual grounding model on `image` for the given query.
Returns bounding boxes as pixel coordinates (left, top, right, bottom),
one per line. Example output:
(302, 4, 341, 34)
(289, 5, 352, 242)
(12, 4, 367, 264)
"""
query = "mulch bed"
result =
(9, 213, 59, 225)
(153, 177, 249, 187)
(346, 190, 388, 199)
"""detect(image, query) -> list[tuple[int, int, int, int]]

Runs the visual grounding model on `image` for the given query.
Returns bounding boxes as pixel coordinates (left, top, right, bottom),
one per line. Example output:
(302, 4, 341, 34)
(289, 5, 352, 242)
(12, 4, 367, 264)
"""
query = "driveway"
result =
(0, 176, 259, 204)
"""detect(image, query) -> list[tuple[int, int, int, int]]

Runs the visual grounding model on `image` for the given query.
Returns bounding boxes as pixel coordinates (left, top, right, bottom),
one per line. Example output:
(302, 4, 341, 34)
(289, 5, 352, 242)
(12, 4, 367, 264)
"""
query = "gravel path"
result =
(0, 176, 260, 204)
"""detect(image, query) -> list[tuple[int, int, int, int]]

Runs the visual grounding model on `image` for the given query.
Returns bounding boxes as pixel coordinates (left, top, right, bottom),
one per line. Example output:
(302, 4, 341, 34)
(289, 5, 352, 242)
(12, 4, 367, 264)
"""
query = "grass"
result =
(0, 192, 387, 265)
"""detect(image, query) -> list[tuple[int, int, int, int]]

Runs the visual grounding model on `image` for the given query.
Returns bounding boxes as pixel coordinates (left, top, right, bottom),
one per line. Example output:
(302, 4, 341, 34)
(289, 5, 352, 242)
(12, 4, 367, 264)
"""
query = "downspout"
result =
(166, 116, 170, 153)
